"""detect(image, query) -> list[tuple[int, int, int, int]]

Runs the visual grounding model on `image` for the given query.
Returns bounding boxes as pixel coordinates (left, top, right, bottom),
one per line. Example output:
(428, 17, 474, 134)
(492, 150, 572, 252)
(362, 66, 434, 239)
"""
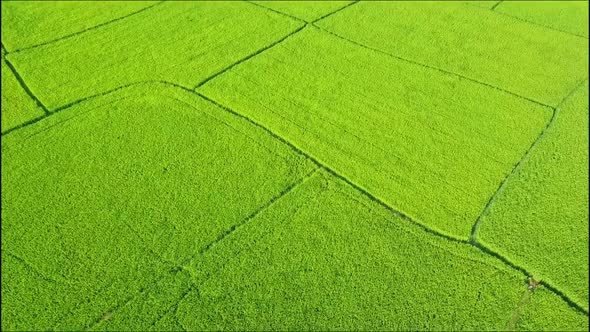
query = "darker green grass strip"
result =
(469, 106, 557, 242)
(471, 78, 588, 242)
(469, 78, 590, 316)
(195, 90, 589, 317)
(312, 24, 554, 109)
(540, 282, 589, 316)
(194, 23, 307, 89)
(245, 0, 307, 23)
(3, 57, 50, 115)
(197, 167, 319, 256)
(311, 0, 359, 23)
(6, 1, 165, 55)
(3, 80, 587, 317)
(3, 251, 61, 284)
(1, 114, 48, 136)
(490, 9, 588, 39)
(490, 0, 504, 11)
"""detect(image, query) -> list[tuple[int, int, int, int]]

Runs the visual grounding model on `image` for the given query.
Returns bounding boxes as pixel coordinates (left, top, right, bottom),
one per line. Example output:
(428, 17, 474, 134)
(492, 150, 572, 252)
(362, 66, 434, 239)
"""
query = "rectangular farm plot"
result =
(1, 0, 156, 52)
(4, 1, 303, 110)
(198, 26, 552, 240)
(171, 170, 528, 330)
(1, 83, 315, 330)
(477, 81, 589, 311)
(316, 1, 589, 106)
(1, 59, 45, 133)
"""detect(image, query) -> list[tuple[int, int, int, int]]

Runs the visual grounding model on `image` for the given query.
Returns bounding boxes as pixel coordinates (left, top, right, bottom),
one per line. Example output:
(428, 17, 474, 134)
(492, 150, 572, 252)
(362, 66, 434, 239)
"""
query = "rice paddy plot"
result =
(1, 83, 315, 330)
(0, 0, 156, 52)
(1, 1, 588, 330)
(495, 0, 589, 38)
(477, 81, 589, 312)
(198, 26, 551, 240)
(1, 58, 45, 133)
(316, 0, 589, 106)
(163, 170, 530, 330)
(4, 1, 303, 109)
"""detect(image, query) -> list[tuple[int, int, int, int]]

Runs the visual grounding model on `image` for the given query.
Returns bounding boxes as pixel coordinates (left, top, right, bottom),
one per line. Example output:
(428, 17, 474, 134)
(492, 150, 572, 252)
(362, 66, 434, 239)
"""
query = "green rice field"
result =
(1, 1, 588, 330)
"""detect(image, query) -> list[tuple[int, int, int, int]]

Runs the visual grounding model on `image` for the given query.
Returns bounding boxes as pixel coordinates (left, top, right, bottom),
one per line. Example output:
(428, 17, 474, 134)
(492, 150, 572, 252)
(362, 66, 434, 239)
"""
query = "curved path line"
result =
(4, 79, 588, 317)
(3, 80, 589, 316)
(4, 0, 584, 319)
(4, 1, 165, 55)
(195, 84, 589, 316)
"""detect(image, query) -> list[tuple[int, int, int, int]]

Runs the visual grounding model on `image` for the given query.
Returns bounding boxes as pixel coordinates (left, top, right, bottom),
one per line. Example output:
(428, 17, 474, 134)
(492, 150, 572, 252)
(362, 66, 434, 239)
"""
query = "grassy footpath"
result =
(495, 1, 589, 38)
(478, 81, 589, 312)
(4, 1, 303, 109)
(1, 58, 45, 133)
(165, 170, 526, 330)
(1, 1, 155, 51)
(1, 1, 588, 330)
(252, 0, 352, 22)
(1, 84, 315, 330)
(198, 26, 551, 240)
(316, 1, 588, 106)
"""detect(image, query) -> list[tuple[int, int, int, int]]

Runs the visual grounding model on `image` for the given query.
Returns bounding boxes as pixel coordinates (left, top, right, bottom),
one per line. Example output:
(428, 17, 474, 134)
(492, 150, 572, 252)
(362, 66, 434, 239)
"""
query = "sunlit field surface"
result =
(1, 1, 588, 330)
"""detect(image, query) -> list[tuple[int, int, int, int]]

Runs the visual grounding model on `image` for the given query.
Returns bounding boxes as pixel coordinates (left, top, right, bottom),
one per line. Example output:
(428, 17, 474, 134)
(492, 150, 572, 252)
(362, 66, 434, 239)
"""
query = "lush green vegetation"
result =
(316, 0, 588, 106)
(170, 170, 529, 330)
(198, 26, 551, 239)
(496, 0, 589, 38)
(1, 1, 588, 330)
(516, 286, 589, 330)
(1, 59, 45, 133)
(252, 0, 352, 22)
(1, 84, 314, 330)
(1, 1, 155, 51)
(478, 81, 589, 311)
(5, 1, 302, 109)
